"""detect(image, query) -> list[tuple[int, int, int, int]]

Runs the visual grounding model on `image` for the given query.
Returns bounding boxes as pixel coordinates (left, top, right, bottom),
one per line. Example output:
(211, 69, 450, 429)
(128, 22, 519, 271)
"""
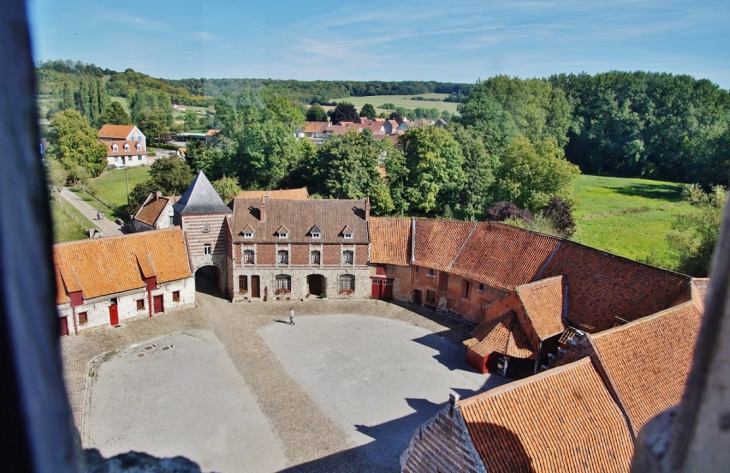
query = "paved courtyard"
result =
(62, 284, 508, 472)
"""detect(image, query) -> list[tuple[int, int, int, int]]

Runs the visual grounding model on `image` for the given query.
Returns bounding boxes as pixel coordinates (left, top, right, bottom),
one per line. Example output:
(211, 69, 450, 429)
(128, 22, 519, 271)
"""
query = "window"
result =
(124, 144, 130, 151)
(427, 268, 435, 277)
(78, 312, 88, 325)
(243, 232, 253, 239)
(339, 274, 355, 294)
(478, 283, 485, 292)
(342, 250, 354, 264)
(343, 232, 353, 239)
(137, 155, 142, 160)
(238, 275, 248, 293)
(169, 215, 174, 225)
(172, 291, 180, 302)
(310, 250, 321, 264)
(438, 272, 449, 291)
(136, 299, 145, 310)
(275, 274, 291, 294)
(112, 144, 118, 152)
(277, 250, 289, 264)
(311, 232, 321, 239)
(136, 143, 142, 151)
(278, 233, 288, 239)
(204, 244, 211, 255)
(461, 280, 471, 299)
(243, 249, 255, 264)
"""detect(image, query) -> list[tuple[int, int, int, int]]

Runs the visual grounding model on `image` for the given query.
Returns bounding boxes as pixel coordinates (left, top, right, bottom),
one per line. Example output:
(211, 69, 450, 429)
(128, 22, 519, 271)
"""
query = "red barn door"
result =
(153, 295, 164, 314)
(371, 278, 382, 299)
(109, 303, 119, 326)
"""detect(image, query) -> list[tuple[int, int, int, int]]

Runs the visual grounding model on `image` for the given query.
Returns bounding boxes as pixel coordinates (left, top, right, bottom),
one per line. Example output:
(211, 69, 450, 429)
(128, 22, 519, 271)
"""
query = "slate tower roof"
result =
(173, 171, 232, 215)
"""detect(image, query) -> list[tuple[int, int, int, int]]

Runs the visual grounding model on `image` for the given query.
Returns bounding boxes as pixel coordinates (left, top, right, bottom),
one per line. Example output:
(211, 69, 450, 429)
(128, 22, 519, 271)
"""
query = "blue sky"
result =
(29, 0, 730, 88)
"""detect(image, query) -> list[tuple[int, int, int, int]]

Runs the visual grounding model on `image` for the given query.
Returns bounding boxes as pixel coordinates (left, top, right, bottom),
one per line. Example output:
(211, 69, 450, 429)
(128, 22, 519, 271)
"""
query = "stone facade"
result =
(181, 213, 229, 294)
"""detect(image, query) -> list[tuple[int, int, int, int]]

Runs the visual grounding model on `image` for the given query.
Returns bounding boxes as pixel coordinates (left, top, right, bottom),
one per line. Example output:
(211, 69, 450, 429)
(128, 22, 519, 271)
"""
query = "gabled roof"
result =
(173, 170, 232, 215)
(240, 224, 255, 235)
(309, 224, 322, 235)
(236, 188, 309, 200)
(102, 140, 146, 156)
(276, 225, 290, 235)
(369, 217, 412, 266)
(458, 358, 634, 473)
(413, 220, 477, 271)
(464, 311, 536, 359)
(54, 227, 191, 301)
(514, 276, 565, 341)
(302, 121, 329, 134)
(587, 301, 703, 436)
(341, 225, 353, 235)
(231, 198, 369, 244)
(133, 193, 178, 227)
(540, 240, 691, 332)
(98, 124, 139, 140)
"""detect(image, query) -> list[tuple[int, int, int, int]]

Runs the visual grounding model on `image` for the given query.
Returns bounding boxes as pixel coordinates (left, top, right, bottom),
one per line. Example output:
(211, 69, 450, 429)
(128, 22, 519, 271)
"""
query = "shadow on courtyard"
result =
(279, 375, 507, 473)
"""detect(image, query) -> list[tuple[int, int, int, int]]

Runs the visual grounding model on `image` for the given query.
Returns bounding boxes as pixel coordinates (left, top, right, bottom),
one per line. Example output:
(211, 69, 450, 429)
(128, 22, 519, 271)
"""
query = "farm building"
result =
(54, 227, 194, 335)
(130, 192, 179, 232)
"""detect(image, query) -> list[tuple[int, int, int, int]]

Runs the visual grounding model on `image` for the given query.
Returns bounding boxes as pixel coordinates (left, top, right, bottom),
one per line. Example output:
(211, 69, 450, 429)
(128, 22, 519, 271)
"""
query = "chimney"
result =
(259, 196, 266, 222)
(155, 191, 162, 200)
(365, 196, 370, 220)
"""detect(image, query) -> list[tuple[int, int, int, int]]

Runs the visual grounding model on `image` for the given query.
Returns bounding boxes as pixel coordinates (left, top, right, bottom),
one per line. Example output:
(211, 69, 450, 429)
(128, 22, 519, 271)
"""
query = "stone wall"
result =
(400, 403, 487, 473)
(231, 268, 370, 302)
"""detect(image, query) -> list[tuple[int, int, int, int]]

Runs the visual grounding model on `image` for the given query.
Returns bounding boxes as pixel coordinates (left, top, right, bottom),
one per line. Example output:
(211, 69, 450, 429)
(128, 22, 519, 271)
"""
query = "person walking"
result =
(289, 308, 295, 325)
(96, 210, 101, 220)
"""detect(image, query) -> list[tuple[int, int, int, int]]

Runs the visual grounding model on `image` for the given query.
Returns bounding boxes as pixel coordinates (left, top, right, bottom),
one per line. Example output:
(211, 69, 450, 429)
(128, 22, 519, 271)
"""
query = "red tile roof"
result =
(449, 223, 560, 290)
(54, 227, 191, 301)
(588, 301, 703, 435)
(133, 194, 178, 227)
(515, 276, 565, 341)
(464, 311, 536, 359)
(413, 220, 477, 271)
(302, 122, 328, 134)
(98, 124, 137, 139)
(102, 140, 146, 157)
(236, 188, 309, 200)
(369, 217, 411, 266)
(540, 241, 691, 333)
(459, 358, 634, 473)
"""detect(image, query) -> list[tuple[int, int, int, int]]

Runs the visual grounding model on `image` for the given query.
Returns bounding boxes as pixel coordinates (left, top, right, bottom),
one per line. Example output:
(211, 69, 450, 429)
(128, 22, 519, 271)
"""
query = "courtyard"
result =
(62, 286, 508, 472)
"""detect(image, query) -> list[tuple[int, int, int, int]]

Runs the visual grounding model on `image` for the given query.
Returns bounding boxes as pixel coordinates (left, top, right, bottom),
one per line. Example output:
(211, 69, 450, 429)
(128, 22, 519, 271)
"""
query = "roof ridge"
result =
(53, 226, 182, 248)
(458, 357, 594, 407)
(589, 300, 699, 340)
(447, 222, 478, 270)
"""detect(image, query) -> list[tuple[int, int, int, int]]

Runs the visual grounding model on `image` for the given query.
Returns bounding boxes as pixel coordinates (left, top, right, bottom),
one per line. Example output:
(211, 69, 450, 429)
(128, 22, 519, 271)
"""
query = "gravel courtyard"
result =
(65, 285, 508, 472)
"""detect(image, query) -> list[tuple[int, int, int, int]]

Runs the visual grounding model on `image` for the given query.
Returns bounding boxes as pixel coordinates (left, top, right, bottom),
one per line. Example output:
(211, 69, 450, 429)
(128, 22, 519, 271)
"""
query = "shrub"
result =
(485, 201, 533, 222)
(541, 196, 576, 238)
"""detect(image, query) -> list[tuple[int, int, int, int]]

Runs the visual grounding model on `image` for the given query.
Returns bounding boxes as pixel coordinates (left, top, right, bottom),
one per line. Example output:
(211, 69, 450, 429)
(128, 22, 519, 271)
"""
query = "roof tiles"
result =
(236, 188, 309, 200)
(369, 217, 412, 266)
(459, 358, 634, 473)
(588, 301, 703, 435)
(54, 227, 191, 301)
(464, 311, 536, 359)
(133, 194, 177, 227)
(515, 276, 565, 341)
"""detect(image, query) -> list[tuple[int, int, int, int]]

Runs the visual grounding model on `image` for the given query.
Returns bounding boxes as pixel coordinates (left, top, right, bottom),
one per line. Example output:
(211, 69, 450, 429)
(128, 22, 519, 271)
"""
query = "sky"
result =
(28, 0, 730, 89)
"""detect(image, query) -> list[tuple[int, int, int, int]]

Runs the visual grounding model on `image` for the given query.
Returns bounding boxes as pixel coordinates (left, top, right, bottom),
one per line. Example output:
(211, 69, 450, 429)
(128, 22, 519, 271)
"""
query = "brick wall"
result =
(400, 403, 487, 473)
(291, 244, 309, 265)
(356, 244, 369, 265)
(393, 265, 412, 301)
(323, 245, 340, 265)
(257, 244, 276, 265)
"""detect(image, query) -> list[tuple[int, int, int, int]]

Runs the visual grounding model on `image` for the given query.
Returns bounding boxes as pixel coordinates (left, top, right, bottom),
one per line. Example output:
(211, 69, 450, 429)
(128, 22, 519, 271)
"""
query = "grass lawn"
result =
(69, 187, 118, 218)
(330, 94, 458, 115)
(89, 166, 151, 208)
(50, 198, 96, 243)
(572, 175, 697, 271)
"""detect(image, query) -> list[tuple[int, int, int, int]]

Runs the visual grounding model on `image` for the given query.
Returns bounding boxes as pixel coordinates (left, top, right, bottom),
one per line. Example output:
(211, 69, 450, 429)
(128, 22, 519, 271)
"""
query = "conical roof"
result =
(173, 171, 232, 215)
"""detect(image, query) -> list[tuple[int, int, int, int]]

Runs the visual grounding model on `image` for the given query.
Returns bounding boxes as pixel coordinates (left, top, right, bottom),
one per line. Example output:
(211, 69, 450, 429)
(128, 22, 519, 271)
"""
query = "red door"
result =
(251, 276, 260, 298)
(371, 278, 382, 299)
(109, 304, 119, 326)
(153, 295, 164, 314)
(382, 279, 394, 300)
(59, 316, 69, 336)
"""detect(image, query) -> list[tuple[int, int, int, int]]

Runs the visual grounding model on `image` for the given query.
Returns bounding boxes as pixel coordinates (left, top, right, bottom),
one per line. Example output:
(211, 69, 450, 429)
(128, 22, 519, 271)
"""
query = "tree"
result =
(148, 157, 194, 195)
(388, 112, 403, 124)
(130, 90, 173, 141)
(360, 103, 376, 120)
(235, 119, 302, 190)
(306, 103, 328, 122)
(398, 127, 465, 214)
(492, 136, 580, 211)
(310, 129, 395, 214)
(451, 125, 497, 219)
(212, 175, 242, 203)
(667, 184, 727, 276)
(541, 196, 576, 238)
(48, 110, 108, 178)
(183, 112, 197, 131)
(330, 102, 359, 124)
(485, 202, 533, 222)
(45, 158, 67, 190)
(99, 101, 131, 125)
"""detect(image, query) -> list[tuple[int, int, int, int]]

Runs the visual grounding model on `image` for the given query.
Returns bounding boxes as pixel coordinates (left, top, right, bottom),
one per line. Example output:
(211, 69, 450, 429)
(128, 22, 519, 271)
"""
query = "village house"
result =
(227, 196, 372, 302)
(54, 227, 194, 335)
(130, 192, 179, 232)
(98, 124, 148, 168)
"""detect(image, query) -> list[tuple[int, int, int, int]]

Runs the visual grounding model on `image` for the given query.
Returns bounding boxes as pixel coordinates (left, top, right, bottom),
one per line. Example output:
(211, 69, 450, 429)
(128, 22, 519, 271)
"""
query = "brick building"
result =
(227, 196, 371, 301)
(54, 227, 194, 335)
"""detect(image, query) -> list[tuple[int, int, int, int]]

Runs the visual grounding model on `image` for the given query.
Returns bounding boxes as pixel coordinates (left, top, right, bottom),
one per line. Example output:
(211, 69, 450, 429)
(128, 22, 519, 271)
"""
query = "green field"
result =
(89, 166, 151, 208)
(572, 175, 696, 270)
(50, 197, 97, 243)
(330, 93, 458, 115)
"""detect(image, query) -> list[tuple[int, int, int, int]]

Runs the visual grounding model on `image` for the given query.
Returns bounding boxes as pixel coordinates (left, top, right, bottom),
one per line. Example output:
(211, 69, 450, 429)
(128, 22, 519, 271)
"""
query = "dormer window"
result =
(341, 225, 354, 239)
(124, 143, 130, 151)
(343, 232, 353, 239)
(276, 225, 290, 239)
(112, 144, 118, 152)
(241, 224, 255, 239)
(243, 232, 253, 239)
(136, 143, 142, 151)
(309, 224, 322, 239)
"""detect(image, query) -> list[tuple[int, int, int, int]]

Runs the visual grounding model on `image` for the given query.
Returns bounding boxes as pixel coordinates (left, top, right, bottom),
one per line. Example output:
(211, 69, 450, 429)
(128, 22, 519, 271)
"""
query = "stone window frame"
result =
(342, 250, 354, 265)
(339, 274, 356, 294)
(275, 274, 291, 294)
(310, 250, 321, 264)
(78, 311, 88, 325)
(243, 249, 255, 264)
(238, 275, 248, 294)
(204, 244, 212, 255)
(172, 291, 180, 302)
(277, 249, 289, 264)
(136, 299, 145, 311)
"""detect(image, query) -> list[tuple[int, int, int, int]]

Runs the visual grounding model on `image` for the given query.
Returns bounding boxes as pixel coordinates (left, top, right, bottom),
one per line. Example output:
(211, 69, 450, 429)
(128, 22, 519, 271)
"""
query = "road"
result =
(59, 187, 123, 237)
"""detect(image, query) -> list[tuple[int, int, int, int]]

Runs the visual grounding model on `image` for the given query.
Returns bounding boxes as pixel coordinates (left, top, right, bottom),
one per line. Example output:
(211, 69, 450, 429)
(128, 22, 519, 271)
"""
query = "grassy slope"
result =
(50, 198, 96, 243)
(572, 175, 696, 270)
(330, 94, 458, 115)
(89, 166, 151, 208)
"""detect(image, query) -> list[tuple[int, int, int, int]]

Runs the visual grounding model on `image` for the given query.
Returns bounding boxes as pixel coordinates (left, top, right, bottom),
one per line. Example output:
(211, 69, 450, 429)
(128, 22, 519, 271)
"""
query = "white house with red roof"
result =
(98, 124, 148, 168)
